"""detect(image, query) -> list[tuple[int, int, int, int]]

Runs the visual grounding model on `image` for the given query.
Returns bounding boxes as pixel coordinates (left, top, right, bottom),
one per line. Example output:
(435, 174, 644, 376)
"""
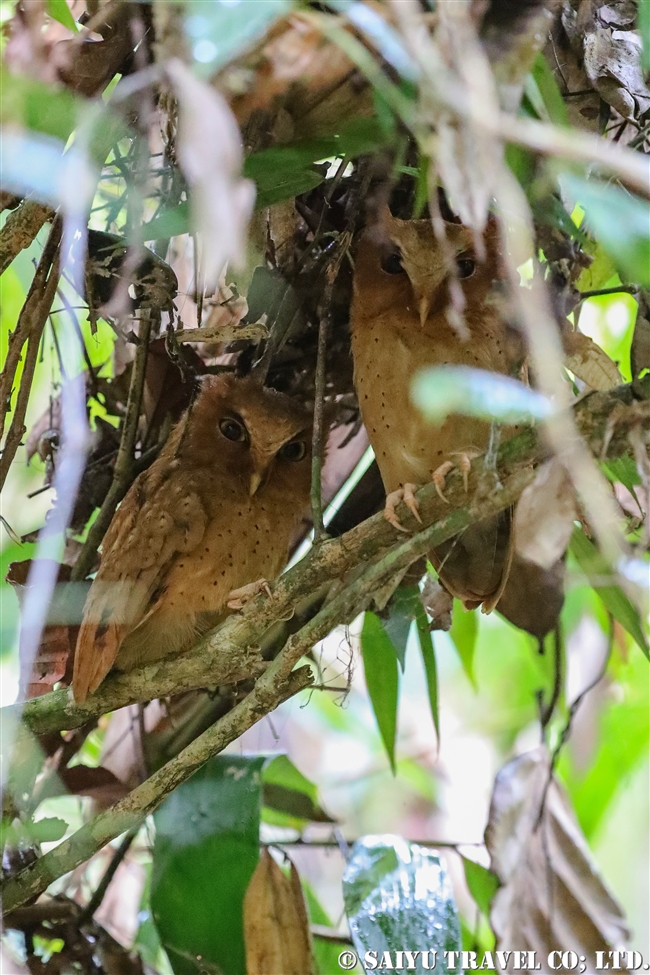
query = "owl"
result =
(72, 374, 313, 703)
(350, 208, 522, 612)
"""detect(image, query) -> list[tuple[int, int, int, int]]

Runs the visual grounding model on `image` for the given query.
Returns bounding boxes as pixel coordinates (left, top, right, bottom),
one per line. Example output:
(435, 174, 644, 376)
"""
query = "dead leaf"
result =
(485, 748, 629, 974)
(167, 60, 256, 287)
(59, 764, 129, 808)
(582, 19, 650, 120)
(244, 849, 315, 975)
(565, 329, 623, 391)
(514, 460, 576, 570)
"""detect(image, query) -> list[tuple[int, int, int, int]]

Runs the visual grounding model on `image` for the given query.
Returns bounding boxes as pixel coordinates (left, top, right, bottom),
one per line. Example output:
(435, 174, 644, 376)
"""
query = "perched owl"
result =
(72, 374, 313, 703)
(350, 208, 522, 612)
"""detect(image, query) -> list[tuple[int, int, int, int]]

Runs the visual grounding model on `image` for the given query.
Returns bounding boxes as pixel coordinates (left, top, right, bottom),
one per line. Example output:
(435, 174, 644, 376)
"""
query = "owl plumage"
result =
(350, 208, 522, 612)
(72, 374, 313, 703)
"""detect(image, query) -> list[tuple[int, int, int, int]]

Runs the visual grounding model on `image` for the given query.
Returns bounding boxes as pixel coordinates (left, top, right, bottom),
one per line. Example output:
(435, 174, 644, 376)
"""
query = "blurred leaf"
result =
(262, 754, 333, 825)
(152, 755, 265, 975)
(602, 455, 642, 494)
(412, 366, 552, 424)
(506, 143, 536, 189)
(413, 598, 439, 741)
(343, 836, 461, 970)
(569, 527, 649, 657)
(450, 601, 478, 688)
(360, 611, 399, 773)
(562, 175, 650, 287)
(576, 240, 618, 293)
(46, 0, 78, 32)
(527, 54, 568, 126)
(303, 883, 350, 975)
(486, 748, 629, 964)
(185, 0, 293, 77)
(639, 0, 650, 72)
(0, 69, 78, 141)
(328, 0, 417, 82)
(1, 816, 68, 846)
(461, 857, 499, 918)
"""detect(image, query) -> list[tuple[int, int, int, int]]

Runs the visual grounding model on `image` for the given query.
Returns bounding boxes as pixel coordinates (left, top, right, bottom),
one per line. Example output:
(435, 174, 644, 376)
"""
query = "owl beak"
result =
(418, 294, 432, 326)
(249, 471, 263, 496)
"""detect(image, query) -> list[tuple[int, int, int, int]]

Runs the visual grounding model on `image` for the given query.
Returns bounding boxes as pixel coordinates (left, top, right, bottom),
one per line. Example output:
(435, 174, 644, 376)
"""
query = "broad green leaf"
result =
(152, 755, 265, 975)
(262, 754, 333, 826)
(0, 816, 68, 846)
(1, 69, 78, 142)
(602, 456, 642, 495)
(46, 0, 78, 32)
(569, 527, 649, 657)
(640, 0, 650, 72)
(562, 175, 650, 287)
(450, 601, 478, 689)
(343, 836, 461, 972)
(528, 53, 568, 126)
(184, 0, 293, 77)
(412, 366, 552, 424)
(461, 856, 499, 918)
(360, 611, 400, 772)
(413, 599, 439, 741)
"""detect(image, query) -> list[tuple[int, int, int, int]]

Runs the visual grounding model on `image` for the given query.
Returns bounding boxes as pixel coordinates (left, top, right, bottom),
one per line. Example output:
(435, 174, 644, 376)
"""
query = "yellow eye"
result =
(219, 418, 248, 443)
(278, 439, 306, 462)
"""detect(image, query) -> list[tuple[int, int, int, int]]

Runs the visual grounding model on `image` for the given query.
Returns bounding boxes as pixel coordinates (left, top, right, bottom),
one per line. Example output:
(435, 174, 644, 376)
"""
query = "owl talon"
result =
(433, 454, 473, 500)
(384, 484, 421, 533)
(227, 578, 272, 610)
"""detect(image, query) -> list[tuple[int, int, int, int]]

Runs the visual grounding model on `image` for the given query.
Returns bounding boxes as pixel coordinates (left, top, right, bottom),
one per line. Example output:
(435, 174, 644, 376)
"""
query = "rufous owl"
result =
(72, 374, 314, 703)
(350, 208, 521, 612)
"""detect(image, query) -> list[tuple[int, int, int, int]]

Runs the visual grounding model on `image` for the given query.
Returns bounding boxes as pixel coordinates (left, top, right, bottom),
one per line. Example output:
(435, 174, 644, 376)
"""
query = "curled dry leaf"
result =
(581, 5, 650, 120)
(514, 459, 576, 571)
(565, 329, 624, 392)
(167, 60, 256, 287)
(243, 848, 315, 975)
(485, 748, 629, 974)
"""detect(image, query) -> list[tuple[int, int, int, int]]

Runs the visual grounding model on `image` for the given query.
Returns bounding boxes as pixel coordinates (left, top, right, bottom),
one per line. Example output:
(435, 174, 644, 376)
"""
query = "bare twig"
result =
(71, 312, 152, 582)
(78, 827, 138, 925)
(0, 218, 62, 449)
(0, 201, 53, 277)
(311, 309, 329, 543)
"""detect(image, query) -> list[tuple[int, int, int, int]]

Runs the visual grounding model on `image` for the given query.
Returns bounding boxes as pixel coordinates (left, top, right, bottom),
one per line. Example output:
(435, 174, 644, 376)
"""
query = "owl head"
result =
(187, 374, 314, 499)
(353, 206, 502, 327)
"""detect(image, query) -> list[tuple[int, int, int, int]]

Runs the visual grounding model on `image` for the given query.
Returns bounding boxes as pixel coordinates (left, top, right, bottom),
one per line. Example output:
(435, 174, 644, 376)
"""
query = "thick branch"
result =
(0, 201, 54, 278)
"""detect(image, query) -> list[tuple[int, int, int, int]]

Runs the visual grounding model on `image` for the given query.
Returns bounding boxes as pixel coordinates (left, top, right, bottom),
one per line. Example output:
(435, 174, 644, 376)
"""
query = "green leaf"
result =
(46, 0, 78, 32)
(151, 755, 265, 975)
(185, 0, 294, 77)
(30, 817, 69, 843)
(569, 527, 649, 658)
(562, 175, 650, 287)
(450, 601, 478, 688)
(413, 599, 440, 741)
(602, 455, 642, 495)
(262, 754, 333, 826)
(360, 611, 400, 772)
(1, 68, 79, 142)
(343, 837, 461, 965)
(461, 856, 499, 918)
(528, 54, 568, 126)
(382, 586, 417, 670)
(412, 366, 552, 424)
(640, 0, 650, 72)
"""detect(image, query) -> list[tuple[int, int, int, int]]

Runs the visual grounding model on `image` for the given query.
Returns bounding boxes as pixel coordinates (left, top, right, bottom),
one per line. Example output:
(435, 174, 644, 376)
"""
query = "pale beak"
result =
(249, 471, 262, 496)
(418, 294, 431, 326)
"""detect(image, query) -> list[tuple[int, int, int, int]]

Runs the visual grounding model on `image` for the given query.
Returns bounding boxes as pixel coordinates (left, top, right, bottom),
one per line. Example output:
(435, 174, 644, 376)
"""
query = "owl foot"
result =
(384, 484, 422, 533)
(227, 578, 273, 610)
(432, 453, 473, 502)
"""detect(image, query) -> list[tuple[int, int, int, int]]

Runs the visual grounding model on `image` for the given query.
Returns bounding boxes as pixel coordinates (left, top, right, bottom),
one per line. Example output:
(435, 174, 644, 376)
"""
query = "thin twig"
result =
(0, 234, 63, 493)
(78, 827, 138, 925)
(71, 312, 153, 582)
(578, 285, 639, 301)
(311, 308, 329, 543)
(539, 624, 564, 735)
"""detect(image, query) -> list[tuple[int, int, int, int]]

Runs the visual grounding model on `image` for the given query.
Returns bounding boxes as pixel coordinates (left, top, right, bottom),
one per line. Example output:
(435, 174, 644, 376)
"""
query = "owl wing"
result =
(72, 469, 209, 703)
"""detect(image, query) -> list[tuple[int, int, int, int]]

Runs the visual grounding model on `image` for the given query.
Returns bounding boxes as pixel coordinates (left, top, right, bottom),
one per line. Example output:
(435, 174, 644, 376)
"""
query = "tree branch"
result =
(0, 201, 54, 278)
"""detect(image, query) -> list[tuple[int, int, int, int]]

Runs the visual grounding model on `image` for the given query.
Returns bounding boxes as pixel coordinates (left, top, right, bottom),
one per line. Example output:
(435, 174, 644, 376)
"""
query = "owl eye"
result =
(456, 255, 476, 278)
(381, 250, 404, 275)
(278, 439, 307, 462)
(219, 418, 248, 443)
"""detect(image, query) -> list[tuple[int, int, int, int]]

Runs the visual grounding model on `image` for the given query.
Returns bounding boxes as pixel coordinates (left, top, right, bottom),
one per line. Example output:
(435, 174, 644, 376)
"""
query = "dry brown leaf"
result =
(582, 8, 650, 120)
(167, 60, 255, 287)
(485, 748, 629, 974)
(514, 459, 576, 570)
(244, 848, 315, 975)
(565, 329, 623, 391)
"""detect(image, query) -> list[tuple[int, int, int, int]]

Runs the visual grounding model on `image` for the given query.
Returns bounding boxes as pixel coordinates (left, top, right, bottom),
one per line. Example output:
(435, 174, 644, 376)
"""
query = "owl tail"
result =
(72, 581, 132, 703)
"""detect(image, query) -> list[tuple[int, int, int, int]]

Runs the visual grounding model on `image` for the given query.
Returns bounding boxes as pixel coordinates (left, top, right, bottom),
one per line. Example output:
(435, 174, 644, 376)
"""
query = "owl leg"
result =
(432, 452, 473, 501)
(227, 578, 273, 610)
(384, 484, 422, 533)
